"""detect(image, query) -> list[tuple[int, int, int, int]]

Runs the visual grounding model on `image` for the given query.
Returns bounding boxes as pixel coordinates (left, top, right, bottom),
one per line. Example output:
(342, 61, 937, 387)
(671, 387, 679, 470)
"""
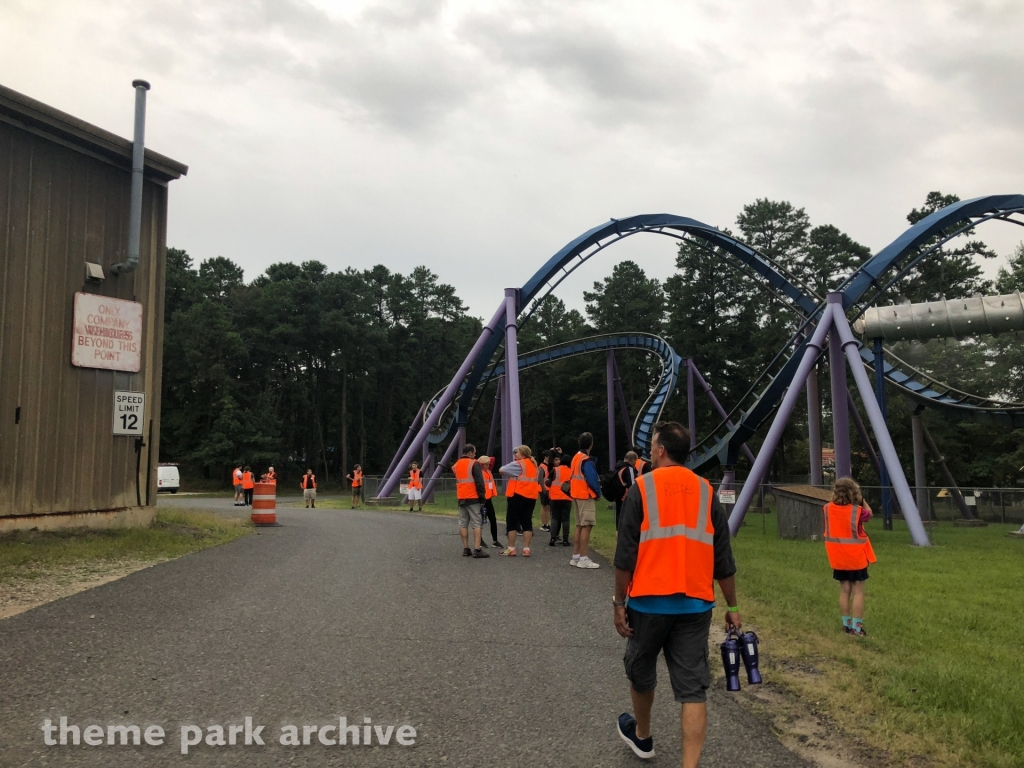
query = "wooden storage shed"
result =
(0, 83, 187, 529)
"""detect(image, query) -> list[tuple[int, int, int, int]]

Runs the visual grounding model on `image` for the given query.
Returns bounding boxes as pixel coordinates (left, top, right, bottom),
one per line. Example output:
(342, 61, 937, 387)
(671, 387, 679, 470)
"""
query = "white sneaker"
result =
(576, 557, 600, 569)
(570, 557, 580, 566)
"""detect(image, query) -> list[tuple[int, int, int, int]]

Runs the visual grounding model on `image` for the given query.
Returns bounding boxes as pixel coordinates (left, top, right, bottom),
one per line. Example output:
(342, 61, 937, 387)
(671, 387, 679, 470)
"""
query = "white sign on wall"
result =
(71, 293, 143, 372)
(719, 489, 736, 505)
(113, 391, 146, 436)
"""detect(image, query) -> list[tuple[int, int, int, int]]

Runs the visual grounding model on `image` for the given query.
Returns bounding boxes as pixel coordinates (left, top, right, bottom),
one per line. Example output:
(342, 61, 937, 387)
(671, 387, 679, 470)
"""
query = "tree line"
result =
(161, 192, 1024, 489)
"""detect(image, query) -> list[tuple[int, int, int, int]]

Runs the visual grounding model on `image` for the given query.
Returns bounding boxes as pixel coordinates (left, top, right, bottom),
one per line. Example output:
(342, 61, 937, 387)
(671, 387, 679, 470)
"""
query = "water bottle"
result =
(739, 631, 762, 685)
(720, 629, 742, 692)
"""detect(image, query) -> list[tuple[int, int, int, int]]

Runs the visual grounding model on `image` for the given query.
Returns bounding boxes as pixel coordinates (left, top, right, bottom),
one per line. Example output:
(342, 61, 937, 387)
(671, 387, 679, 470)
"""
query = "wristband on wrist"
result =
(612, 598, 626, 607)
(727, 606, 739, 612)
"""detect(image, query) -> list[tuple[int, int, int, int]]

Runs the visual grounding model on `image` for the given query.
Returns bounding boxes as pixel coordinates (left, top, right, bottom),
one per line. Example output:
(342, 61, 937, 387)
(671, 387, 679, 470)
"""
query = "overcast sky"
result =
(3, 0, 1022, 317)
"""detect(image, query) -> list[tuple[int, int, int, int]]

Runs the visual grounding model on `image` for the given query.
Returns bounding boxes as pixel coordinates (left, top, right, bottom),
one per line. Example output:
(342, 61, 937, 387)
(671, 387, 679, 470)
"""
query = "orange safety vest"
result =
(505, 458, 540, 499)
(635, 458, 649, 475)
(630, 466, 715, 601)
(234, 469, 243, 485)
(302, 474, 316, 489)
(409, 468, 422, 489)
(453, 457, 480, 501)
(266, 471, 277, 484)
(242, 471, 255, 489)
(570, 452, 596, 500)
(823, 503, 877, 570)
(352, 469, 362, 488)
(548, 464, 572, 501)
(483, 469, 497, 500)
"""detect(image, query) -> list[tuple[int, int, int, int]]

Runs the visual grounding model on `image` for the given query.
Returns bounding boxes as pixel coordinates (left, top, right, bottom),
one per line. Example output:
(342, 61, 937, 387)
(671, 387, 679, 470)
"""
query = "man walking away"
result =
(479, 456, 501, 548)
(613, 421, 741, 766)
(301, 469, 317, 508)
(570, 432, 602, 568)
(632, 446, 652, 476)
(241, 466, 255, 507)
(346, 465, 363, 509)
(453, 444, 490, 558)
(546, 454, 573, 546)
(233, 466, 244, 506)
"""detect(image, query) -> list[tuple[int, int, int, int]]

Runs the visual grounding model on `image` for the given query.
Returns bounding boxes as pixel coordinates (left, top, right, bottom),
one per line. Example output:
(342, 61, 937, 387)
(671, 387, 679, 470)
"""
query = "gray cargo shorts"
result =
(623, 607, 712, 703)
(458, 502, 482, 530)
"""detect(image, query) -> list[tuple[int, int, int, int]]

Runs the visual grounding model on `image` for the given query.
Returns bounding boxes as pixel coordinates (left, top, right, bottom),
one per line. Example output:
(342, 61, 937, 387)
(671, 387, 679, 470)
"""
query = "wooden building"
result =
(0, 83, 187, 529)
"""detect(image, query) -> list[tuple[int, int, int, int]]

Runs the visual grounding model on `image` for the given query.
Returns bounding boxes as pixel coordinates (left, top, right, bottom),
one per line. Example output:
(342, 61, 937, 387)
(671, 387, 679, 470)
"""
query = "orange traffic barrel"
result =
(251, 482, 278, 525)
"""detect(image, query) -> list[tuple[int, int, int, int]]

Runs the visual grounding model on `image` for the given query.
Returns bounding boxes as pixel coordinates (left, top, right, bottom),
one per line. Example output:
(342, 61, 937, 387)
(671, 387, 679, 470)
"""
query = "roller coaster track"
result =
(429, 195, 1024, 469)
(425, 333, 678, 449)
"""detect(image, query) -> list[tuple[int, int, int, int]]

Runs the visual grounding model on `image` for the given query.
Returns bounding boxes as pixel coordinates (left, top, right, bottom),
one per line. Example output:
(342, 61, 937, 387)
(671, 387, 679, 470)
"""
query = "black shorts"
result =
(833, 568, 869, 582)
(623, 608, 712, 704)
(539, 490, 550, 505)
(505, 494, 536, 533)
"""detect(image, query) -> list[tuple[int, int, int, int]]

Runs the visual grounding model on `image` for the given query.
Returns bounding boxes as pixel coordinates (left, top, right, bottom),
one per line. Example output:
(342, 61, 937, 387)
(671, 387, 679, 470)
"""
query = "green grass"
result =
(0, 509, 251, 579)
(594, 504, 1024, 767)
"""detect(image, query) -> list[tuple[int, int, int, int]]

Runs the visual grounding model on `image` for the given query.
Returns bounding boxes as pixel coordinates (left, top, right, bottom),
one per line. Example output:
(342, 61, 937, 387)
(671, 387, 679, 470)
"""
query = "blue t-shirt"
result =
(628, 594, 714, 614)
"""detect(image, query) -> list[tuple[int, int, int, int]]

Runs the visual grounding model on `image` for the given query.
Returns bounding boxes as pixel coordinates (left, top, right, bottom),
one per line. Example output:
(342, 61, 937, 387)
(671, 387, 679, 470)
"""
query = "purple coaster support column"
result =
(831, 296, 930, 546)
(690, 362, 757, 467)
(457, 425, 466, 458)
(381, 401, 427, 491)
(730, 304, 834, 535)
(378, 300, 506, 499)
(501, 375, 512, 491)
(807, 366, 823, 486)
(612, 354, 632, 444)
(720, 467, 736, 518)
(828, 294, 852, 480)
(847, 391, 882, 480)
(421, 435, 461, 502)
(504, 288, 523, 449)
(607, 350, 616, 470)
(911, 412, 929, 520)
(486, 386, 501, 458)
(687, 359, 697, 455)
(421, 451, 435, 503)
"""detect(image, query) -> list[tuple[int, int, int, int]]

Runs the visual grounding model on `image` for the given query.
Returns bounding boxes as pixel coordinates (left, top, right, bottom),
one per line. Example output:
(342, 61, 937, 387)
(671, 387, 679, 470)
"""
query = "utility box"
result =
(775, 485, 832, 540)
(0, 83, 187, 530)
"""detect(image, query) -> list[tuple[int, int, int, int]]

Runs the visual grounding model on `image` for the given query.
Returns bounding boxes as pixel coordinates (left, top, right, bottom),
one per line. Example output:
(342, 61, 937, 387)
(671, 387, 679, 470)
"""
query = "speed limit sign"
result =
(113, 391, 146, 436)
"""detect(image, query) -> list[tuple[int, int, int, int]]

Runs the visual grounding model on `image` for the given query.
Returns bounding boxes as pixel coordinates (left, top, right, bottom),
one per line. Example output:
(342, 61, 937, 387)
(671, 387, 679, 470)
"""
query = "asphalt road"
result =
(0, 501, 810, 767)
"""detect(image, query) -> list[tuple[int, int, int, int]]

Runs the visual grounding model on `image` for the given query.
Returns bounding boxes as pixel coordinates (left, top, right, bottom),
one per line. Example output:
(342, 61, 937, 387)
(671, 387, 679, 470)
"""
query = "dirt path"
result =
(0, 559, 169, 620)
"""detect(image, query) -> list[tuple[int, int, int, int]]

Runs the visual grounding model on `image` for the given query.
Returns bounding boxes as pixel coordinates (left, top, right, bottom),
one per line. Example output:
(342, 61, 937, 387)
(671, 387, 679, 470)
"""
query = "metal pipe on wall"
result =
(111, 80, 150, 276)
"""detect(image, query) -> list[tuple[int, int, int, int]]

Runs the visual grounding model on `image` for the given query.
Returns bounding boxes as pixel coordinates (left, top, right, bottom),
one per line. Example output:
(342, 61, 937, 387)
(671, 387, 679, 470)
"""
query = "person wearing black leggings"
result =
(479, 457, 502, 548)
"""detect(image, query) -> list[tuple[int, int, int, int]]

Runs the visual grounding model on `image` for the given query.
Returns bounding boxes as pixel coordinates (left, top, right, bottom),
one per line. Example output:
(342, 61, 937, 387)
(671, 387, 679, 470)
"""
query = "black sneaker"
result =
(540, 525, 550, 532)
(472, 549, 490, 558)
(462, 548, 472, 557)
(561, 540, 572, 546)
(549, 540, 557, 546)
(617, 713, 654, 759)
(492, 541, 502, 549)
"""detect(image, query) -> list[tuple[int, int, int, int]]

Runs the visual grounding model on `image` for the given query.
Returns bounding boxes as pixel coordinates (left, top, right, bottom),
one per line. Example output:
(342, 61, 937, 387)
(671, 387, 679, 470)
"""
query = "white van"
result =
(157, 464, 180, 493)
